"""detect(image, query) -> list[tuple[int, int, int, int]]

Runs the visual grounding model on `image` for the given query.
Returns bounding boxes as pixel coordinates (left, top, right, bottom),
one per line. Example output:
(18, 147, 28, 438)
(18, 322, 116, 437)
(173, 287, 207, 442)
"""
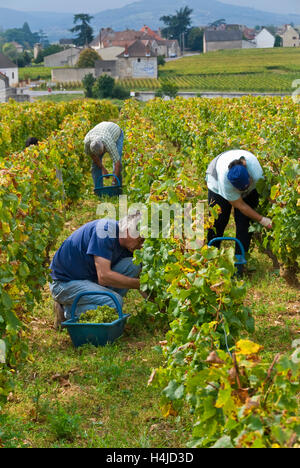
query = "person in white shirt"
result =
(206, 149, 272, 257)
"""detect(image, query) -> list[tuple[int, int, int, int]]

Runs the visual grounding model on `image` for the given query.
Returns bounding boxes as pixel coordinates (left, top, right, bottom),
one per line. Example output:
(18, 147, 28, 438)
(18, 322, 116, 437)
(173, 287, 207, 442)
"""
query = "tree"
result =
(38, 30, 49, 48)
(155, 81, 179, 99)
(160, 6, 193, 44)
(82, 73, 96, 97)
(2, 43, 18, 62)
(70, 14, 94, 47)
(157, 55, 166, 66)
(77, 48, 101, 68)
(187, 27, 204, 52)
(92, 74, 115, 99)
(43, 44, 65, 58)
(208, 19, 226, 28)
(34, 50, 44, 64)
(274, 35, 283, 47)
(3, 23, 39, 48)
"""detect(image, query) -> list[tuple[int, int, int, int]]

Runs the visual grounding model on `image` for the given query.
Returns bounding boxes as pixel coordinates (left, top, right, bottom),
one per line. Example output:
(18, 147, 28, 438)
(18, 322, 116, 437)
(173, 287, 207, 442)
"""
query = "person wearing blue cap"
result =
(206, 149, 272, 260)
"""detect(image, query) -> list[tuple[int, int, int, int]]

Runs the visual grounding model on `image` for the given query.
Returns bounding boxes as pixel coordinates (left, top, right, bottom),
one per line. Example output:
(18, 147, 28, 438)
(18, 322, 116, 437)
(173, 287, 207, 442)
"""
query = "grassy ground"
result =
(34, 94, 85, 103)
(1, 196, 191, 448)
(1, 115, 299, 448)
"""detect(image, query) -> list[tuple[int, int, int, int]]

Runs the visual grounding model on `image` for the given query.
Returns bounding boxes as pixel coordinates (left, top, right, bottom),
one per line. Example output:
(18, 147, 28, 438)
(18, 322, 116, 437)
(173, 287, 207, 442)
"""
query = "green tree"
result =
(160, 7, 193, 43)
(157, 55, 166, 66)
(70, 14, 94, 47)
(77, 48, 101, 68)
(3, 23, 39, 48)
(92, 74, 115, 98)
(34, 50, 44, 64)
(82, 73, 96, 97)
(2, 43, 18, 62)
(155, 81, 179, 99)
(274, 35, 282, 47)
(208, 19, 226, 28)
(187, 27, 204, 52)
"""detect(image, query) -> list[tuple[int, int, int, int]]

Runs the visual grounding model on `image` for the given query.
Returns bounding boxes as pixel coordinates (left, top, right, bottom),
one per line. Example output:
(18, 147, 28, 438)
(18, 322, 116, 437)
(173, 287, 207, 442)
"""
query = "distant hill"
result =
(0, 8, 73, 41)
(92, 0, 300, 31)
(1, 1, 300, 42)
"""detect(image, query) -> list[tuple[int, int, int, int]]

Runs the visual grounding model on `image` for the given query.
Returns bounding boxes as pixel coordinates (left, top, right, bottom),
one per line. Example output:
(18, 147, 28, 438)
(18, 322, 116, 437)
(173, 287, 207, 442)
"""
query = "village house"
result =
(90, 26, 180, 58)
(0, 72, 9, 102)
(117, 40, 157, 79)
(0, 52, 18, 86)
(10, 42, 24, 53)
(95, 47, 124, 61)
(51, 40, 158, 83)
(279, 25, 300, 47)
(242, 26, 256, 41)
(254, 28, 275, 48)
(203, 30, 243, 53)
(59, 39, 76, 48)
(44, 47, 82, 67)
(95, 60, 117, 78)
(0, 71, 29, 103)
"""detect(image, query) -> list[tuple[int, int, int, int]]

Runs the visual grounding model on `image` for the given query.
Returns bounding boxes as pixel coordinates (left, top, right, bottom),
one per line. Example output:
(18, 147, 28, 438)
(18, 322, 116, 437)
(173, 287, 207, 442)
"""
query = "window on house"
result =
(12, 72, 14, 79)
(137, 58, 141, 63)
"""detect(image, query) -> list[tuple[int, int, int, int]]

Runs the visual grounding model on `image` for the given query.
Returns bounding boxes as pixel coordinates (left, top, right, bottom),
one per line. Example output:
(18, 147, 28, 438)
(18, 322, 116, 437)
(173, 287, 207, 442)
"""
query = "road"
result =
(25, 89, 84, 97)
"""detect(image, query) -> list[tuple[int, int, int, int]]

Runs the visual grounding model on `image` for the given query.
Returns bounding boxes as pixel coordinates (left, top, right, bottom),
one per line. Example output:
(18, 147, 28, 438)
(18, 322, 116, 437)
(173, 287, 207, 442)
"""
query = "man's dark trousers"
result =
(207, 189, 259, 255)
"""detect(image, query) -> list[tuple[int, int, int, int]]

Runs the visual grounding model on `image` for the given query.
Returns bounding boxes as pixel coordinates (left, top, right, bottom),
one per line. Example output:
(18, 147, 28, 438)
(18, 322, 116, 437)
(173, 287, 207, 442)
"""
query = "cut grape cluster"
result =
(78, 305, 119, 324)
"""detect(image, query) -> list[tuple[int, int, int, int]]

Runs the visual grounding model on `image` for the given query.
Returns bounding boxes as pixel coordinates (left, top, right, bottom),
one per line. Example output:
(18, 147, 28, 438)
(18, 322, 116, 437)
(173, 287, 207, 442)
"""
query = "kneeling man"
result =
(50, 213, 143, 328)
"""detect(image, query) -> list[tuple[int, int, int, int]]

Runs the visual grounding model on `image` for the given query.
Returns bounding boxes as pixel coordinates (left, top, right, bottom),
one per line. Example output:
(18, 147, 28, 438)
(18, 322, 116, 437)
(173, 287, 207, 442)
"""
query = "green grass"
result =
(1, 196, 191, 448)
(34, 94, 85, 103)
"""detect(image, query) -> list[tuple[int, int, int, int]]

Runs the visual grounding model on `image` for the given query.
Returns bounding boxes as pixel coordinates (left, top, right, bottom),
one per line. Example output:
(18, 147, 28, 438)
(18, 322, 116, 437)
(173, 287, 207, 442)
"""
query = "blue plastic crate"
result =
(208, 237, 247, 274)
(62, 291, 130, 348)
(94, 174, 122, 198)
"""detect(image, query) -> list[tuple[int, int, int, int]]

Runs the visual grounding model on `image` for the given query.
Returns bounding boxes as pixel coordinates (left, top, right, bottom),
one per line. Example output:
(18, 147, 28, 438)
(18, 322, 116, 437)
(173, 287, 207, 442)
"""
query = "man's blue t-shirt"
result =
(50, 219, 132, 283)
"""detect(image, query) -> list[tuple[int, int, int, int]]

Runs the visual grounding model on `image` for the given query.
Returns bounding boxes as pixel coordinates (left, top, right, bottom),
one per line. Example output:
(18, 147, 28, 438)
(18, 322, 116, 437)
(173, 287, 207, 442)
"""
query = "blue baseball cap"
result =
(227, 165, 250, 191)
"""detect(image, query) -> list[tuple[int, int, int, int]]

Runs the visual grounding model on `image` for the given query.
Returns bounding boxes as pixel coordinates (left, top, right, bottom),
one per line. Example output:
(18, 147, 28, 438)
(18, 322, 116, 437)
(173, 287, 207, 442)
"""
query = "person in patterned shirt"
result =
(84, 121, 124, 188)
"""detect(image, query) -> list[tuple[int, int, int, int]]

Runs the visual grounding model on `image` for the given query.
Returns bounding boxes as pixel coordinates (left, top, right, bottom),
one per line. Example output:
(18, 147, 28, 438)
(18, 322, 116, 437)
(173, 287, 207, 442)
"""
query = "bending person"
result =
(50, 213, 143, 328)
(206, 149, 272, 258)
(84, 121, 123, 188)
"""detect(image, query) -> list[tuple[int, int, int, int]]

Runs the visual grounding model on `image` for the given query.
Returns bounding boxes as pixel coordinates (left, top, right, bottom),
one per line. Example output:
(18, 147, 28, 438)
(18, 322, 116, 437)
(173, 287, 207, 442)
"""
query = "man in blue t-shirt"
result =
(50, 215, 144, 328)
(206, 149, 272, 260)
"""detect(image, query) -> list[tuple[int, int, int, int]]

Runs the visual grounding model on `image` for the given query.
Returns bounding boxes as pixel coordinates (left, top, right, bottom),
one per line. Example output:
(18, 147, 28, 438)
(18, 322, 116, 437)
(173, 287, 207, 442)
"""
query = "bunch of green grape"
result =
(78, 305, 119, 324)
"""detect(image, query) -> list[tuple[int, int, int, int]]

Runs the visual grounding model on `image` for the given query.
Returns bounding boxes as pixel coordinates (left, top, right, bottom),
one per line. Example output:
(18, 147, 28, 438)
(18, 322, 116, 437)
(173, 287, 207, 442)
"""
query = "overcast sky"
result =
(0, 0, 299, 14)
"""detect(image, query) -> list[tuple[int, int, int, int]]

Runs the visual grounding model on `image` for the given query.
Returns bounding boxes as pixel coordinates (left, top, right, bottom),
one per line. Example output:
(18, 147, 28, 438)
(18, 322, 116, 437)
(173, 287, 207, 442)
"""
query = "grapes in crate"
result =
(78, 305, 119, 324)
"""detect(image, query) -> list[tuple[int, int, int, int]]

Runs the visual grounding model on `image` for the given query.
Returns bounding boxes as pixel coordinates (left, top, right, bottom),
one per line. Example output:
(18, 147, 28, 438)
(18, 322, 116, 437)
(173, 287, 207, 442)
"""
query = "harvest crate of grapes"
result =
(94, 174, 122, 198)
(62, 291, 130, 348)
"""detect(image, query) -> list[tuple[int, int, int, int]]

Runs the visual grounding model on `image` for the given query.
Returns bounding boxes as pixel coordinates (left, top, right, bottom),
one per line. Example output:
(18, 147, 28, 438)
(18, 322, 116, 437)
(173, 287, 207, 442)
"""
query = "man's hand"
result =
(140, 290, 155, 302)
(260, 217, 272, 229)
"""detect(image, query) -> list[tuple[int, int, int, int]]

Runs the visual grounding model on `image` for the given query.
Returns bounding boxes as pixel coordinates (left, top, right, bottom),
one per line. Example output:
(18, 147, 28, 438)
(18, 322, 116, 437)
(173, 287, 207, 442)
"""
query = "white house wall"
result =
(0, 67, 18, 86)
(118, 57, 157, 79)
(0, 78, 6, 102)
(255, 30, 275, 48)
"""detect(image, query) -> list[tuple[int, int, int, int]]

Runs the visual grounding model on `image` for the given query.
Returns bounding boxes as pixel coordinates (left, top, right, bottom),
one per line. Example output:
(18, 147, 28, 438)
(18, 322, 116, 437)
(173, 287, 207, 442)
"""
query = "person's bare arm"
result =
(230, 197, 272, 228)
(94, 256, 140, 290)
(90, 153, 109, 174)
(114, 160, 121, 179)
